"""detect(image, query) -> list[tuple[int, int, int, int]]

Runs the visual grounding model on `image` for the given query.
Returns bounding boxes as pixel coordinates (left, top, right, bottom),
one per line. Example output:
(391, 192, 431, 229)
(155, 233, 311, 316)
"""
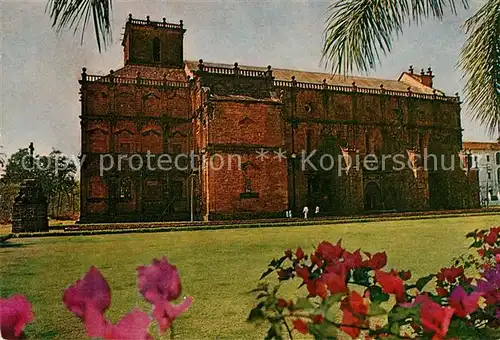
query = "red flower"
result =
(375, 270, 405, 302)
(343, 250, 363, 270)
(322, 267, 347, 294)
(420, 300, 455, 339)
(85, 306, 151, 340)
(340, 309, 362, 339)
(436, 287, 449, 297)
(63, 266, 111, 318)
(295, 265, 309, 281)
(363, 252, 387, 270)
(0, 295, 34, 340)
(311, 254, 323, 268)
(400, 293, 433, 308)
(276, 299, 288, 308)
(449, 286, 480, 318)
(436, 267, 464, 283)
(137, 257, 181, 304)
(292, 319, 308, 334)
(485, 230, 498, 246)
(311, 314, 324, 324)
(295, 247, 305, 261)
(152, 297, 193, 333)
(317, 240, 344, 262)
(306, 278, 328, 298)
(345, 291, 368, 316)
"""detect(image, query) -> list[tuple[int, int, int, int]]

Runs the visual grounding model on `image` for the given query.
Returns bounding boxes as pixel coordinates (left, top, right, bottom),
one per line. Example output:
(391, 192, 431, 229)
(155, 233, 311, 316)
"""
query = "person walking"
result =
(315, 205, 320, 215)
(303, 206, 309, 219)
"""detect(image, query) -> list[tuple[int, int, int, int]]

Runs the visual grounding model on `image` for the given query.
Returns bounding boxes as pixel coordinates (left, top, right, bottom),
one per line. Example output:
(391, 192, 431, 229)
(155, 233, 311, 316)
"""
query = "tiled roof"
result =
(463, 141, 500, 151)
(184, 60, 441, 95)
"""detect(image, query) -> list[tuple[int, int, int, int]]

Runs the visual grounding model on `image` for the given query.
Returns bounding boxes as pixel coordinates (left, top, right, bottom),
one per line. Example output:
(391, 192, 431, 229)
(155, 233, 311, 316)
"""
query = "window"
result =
(120, 143, 131, 153)
(152, 37, 161, 62)
(172, 181, 184, 199)
(144, 180, 161, 200)
(119, 177, 132, 200)
(488, 172, 492, 180)
(497, 168, 500, 182)
(486, 155, 490, 162)
(496, 152, 500, 165)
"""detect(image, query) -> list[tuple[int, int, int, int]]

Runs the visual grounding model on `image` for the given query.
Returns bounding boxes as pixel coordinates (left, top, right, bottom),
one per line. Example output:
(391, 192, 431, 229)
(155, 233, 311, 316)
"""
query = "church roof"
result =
(463, 141, 500, 151)
(184, 60, 442, 95)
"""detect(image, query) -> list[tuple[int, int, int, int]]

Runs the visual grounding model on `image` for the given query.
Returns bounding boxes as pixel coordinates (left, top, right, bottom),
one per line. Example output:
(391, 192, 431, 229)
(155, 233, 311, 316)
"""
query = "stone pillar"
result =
(12, 179, 49, 233)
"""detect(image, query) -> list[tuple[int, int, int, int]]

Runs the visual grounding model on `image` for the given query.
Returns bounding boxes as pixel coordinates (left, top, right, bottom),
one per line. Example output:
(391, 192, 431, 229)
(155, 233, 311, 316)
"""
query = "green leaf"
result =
(470, 240, 483, 248)
(247, 307, 265, 322)
(446, 318, 484, 339)
(292, 297, 314, 310)
(415, 274, 434, 291)
(352, 267, 371, 286)
(388, 305, 419, 324)
(368, 286, 390, 303)
(308, 321, 338, 339)
(367, 302, 387, 316)
(389, 321, 400, 335)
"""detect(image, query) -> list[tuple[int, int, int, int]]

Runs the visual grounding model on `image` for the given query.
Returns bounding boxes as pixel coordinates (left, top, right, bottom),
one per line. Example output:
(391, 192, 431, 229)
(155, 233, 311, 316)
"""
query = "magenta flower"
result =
(0, 295, 34, 340)
(63, 266, 111, 318)
(449, 286, 481, 317)
(152, 297, 193, 333)
(84, 306, 151, 340)
(475, 263, 500, 305)
(137, 257, 182, 304)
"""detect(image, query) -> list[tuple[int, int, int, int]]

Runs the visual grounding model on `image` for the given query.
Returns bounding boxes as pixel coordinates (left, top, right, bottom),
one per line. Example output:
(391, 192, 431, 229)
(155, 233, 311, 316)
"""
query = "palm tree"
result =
(46, 0, 500, 135)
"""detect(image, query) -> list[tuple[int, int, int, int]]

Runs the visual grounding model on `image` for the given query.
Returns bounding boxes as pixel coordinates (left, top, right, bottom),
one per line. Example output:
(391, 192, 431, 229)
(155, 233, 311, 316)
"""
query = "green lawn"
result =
(1, 215, 498, 339)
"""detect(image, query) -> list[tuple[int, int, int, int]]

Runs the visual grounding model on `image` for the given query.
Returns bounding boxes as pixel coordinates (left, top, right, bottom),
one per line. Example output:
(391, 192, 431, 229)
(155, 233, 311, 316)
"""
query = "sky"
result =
(0, 0, 496, 161)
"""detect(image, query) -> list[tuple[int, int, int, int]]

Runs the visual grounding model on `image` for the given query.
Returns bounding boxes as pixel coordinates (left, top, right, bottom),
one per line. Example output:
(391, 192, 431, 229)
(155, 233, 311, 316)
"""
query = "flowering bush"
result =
(0, 257, 192, 340)
(248, 227, 500, 339)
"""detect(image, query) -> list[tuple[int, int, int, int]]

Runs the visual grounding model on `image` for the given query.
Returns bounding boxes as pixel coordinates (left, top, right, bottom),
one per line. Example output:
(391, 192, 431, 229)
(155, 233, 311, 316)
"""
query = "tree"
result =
(46, 0, 499, 136)
(0, 148, 79, 219)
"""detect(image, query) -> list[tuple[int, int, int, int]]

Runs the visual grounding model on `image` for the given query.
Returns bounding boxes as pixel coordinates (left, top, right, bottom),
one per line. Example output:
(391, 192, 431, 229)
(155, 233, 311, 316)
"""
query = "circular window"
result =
(304, 104, 312, 113)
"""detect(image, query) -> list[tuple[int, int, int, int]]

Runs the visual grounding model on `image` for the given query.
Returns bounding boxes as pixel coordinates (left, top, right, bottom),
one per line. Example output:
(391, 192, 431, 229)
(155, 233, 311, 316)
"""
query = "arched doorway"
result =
(364, 182, 382, 211)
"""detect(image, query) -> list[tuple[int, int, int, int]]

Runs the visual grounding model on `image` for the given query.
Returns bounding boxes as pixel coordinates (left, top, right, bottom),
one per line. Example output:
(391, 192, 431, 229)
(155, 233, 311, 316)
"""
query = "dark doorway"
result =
(364, 182, 382, 211)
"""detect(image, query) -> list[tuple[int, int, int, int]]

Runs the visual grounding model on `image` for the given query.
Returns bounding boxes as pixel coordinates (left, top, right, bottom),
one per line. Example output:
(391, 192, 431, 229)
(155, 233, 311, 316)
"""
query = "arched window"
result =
(152, 37, 161, 62)
(496, 152, 500, 165)
(119, 177, 132, 200)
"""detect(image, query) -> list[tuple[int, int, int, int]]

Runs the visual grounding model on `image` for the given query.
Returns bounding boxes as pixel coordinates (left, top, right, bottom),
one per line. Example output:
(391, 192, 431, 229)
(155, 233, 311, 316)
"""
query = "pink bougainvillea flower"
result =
(84, 306, 151, 340)
(474, 263, 500, 305)
(295, 265, 309, 282)
(295, 247, 305, 261)
(484, 230, 498, 246)
(342, 250, 362, 270)
(152, 297, 193, 333)
(306, 278, 328, 298)
(0, 295, 34, 340)
(400, 293, 433, 308)
(292, 318, 308, 334)
(419, 300, 455, 339)
(63, 266, 111, 318)
(137, 257, 181, 304)
(449, 286, 481, 318)
(436, 267, 464, 284)
(317, 240, 343, 262)
(104, 308, 151, 340)
(343, 291, 368, 316)
(340, 309, 362, 339)
(496, 254, 500, 263)
(310, 254, 323, 268)
(362, 252, 387, 270)
(322, 266, 347, 294)
(375, 270, 405, 302)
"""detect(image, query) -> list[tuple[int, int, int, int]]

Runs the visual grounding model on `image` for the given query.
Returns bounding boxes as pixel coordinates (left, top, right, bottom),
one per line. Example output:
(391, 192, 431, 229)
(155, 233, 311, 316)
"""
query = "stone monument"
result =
(11, 143, 49, 233)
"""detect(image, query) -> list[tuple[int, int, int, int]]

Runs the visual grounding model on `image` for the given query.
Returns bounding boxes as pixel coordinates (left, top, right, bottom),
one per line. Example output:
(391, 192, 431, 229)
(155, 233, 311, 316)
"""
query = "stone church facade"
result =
(78, 16, 479, 222)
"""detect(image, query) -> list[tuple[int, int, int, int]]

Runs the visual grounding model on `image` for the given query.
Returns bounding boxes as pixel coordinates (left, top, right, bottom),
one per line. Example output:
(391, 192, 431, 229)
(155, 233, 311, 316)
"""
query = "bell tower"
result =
(122, 14, 186, 69)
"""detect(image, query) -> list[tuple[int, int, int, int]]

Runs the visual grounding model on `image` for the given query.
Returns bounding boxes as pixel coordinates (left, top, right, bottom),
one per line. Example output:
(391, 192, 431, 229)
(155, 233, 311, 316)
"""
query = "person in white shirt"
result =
(315, 206, 320, 215)
(303, 206, 309, 219)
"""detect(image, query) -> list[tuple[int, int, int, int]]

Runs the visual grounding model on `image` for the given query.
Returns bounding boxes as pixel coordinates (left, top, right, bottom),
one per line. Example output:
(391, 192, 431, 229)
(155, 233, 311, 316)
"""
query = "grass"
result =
(1, 214, 498, 339)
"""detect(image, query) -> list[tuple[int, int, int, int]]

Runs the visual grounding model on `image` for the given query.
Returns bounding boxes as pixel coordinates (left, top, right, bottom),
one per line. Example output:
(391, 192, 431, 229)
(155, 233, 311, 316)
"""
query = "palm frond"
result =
(45, 0, 113, 52)
(322, 0, 469, 75)
(459, 0, 500, 136)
